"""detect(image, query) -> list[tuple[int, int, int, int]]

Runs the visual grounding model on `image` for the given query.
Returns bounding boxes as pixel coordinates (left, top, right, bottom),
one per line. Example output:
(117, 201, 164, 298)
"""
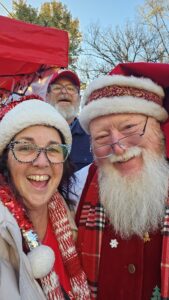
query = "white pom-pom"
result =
(27, 245, 55, 279)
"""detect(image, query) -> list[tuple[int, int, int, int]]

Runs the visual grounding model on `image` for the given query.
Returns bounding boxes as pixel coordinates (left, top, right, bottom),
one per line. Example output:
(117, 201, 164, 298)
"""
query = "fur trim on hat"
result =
(79, 96, 168, 133)
(79, 74, 168, 133)
(81, 75, 164, 107)
(0, 99, 72, 155)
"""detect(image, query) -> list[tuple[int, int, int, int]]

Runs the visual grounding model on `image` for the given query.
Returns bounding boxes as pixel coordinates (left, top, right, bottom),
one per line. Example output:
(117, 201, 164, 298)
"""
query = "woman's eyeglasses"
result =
(8, 141, 71, 164)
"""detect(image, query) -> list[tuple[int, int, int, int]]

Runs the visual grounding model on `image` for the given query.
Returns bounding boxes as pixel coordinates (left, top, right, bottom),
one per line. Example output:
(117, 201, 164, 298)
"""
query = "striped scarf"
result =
(45, 192, 91, 300)
(76, 164, 169, 300)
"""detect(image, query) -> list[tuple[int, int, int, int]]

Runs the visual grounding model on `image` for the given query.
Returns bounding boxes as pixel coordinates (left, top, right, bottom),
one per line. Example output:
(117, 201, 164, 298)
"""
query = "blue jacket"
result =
(70, 118, 93, 171)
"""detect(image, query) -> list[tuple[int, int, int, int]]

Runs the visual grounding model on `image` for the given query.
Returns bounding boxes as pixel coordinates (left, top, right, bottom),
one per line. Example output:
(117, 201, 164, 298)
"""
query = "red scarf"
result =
(76, 163, 169, 300)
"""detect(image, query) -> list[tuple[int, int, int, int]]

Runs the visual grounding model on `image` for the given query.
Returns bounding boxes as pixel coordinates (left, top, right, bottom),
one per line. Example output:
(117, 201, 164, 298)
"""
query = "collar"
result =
(70, 118, 85, 134)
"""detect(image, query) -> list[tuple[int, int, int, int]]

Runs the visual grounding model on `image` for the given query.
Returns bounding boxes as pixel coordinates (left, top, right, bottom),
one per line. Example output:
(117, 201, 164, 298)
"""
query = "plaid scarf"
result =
(0, 182, 91, 300)
(76, 164, 169, 300)
(161, 203, 169, 300)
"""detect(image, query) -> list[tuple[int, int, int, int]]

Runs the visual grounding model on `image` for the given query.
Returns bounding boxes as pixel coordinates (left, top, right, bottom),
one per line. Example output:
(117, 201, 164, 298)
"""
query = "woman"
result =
(0, 96, 90, 300)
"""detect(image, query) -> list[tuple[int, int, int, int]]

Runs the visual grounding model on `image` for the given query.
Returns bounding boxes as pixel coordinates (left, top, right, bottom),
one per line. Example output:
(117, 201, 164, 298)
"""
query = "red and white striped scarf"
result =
(45, 192, 91, 300)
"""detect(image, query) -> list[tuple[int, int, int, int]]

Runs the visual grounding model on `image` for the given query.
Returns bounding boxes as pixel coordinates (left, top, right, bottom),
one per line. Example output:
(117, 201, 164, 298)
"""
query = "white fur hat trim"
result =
(79, 75, 168, 133)
(79, 96, 168, 133)
(0, 99, 72, 155)
(81, 74, 164, 107)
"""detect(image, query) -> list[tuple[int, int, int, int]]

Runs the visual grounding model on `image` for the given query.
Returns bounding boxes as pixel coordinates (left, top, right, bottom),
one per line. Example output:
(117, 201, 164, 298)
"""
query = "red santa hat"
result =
(79, 62, 169, 158)
(79, 63, 169, 134)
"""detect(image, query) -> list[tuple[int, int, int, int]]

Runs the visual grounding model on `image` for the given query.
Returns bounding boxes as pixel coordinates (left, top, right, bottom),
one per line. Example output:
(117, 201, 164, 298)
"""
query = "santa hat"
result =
(0, 95, 72, 155)
(79, 62, 169, 134)
(49, 69, 80, 88)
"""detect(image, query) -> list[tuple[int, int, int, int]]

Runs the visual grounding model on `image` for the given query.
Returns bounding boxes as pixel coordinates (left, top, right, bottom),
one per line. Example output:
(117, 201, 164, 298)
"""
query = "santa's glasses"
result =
(93, 117, 148, 159)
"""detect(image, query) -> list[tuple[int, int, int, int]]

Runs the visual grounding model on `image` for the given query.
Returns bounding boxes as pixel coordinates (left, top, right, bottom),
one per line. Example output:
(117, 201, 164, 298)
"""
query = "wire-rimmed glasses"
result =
(8, 140, 71, 164)
(50, 83, 79, 95)
(93, 117, 148, 159)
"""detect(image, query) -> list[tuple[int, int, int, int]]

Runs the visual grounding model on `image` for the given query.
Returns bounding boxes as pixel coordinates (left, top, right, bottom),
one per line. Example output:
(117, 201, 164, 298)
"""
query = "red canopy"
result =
(0, 16, 69, 95)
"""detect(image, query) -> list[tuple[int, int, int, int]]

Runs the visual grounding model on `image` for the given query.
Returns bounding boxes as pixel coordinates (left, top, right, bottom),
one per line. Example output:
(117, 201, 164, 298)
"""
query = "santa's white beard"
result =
(54, 103, 79, 121)
(98, 149, 169, 239)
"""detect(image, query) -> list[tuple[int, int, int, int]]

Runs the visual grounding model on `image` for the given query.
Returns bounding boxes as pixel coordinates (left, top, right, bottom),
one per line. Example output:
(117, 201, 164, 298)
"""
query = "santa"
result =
(76, 62, 169, 300)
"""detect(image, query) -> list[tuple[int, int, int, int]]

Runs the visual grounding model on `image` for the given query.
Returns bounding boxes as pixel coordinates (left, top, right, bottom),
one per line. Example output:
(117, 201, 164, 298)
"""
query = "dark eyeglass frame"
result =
(8, 141, 71, 164)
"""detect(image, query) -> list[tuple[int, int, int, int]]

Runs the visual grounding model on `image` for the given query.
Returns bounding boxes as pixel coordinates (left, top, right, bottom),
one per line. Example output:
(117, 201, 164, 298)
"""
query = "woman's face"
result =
(7, 125, 64, 211)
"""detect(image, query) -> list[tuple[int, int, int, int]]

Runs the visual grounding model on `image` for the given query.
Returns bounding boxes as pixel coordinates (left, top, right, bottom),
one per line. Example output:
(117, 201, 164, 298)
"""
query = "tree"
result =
(77, 20, 167, 82)
(138, 0, 169, 58)
(11, 0, 38, 23)
(76, 0, 169, 82)
(11, 0, 82, 67)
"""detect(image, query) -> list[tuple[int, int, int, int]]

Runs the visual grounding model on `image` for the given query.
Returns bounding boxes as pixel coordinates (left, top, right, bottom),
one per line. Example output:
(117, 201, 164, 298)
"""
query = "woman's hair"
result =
(59, 157, 77, 208)
(0, 128, 77, 209)
(55, 130, 77, 207)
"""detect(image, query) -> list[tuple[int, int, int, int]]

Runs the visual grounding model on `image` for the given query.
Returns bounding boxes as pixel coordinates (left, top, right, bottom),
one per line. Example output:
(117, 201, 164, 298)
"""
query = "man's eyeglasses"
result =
(93, 117, 148, 159)
(50, 83, 79, 95)
(8, 141, 71, 164)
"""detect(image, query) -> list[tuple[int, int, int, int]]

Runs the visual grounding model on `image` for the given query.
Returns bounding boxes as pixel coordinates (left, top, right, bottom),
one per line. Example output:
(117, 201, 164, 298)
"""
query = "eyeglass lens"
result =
(94, 117, 148, 159)
(10, 142, 69, 164)
(51, 84, 78, 94)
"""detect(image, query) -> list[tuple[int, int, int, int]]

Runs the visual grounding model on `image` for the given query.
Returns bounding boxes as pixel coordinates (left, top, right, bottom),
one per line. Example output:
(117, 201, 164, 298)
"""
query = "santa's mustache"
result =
(109, 146, 142, 163)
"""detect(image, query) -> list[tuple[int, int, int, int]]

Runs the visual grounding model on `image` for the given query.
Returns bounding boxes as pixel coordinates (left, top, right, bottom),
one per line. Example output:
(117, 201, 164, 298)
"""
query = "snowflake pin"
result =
(110, 239, 118, 248)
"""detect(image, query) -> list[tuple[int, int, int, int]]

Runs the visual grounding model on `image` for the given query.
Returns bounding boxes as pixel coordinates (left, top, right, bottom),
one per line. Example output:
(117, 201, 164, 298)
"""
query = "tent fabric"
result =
(0, 16, 69, 94)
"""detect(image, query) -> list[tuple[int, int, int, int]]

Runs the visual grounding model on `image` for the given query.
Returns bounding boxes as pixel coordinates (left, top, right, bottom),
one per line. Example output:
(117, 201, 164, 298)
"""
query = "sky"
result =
(0, 0, 145, 33)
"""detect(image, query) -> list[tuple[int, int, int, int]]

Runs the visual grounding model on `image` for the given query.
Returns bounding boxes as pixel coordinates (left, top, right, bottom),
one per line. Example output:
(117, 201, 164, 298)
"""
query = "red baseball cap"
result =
(49, 69, 80, 88)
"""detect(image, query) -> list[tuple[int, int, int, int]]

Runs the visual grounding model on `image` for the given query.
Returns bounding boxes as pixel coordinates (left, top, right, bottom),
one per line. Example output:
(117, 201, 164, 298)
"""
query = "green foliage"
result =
(12, 0, 38, 23)
(11, 0, 82, 67)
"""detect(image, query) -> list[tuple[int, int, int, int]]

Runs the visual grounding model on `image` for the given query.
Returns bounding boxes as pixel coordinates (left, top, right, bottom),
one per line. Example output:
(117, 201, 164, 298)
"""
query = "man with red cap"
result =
(76, 62, 169, 300)
(46, 69, 93, 171)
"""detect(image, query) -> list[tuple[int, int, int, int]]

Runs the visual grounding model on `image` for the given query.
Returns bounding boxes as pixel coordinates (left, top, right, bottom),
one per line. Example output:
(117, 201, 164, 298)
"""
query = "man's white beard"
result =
(54, 103, 79, 121)
(98, 148, 169, 239)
